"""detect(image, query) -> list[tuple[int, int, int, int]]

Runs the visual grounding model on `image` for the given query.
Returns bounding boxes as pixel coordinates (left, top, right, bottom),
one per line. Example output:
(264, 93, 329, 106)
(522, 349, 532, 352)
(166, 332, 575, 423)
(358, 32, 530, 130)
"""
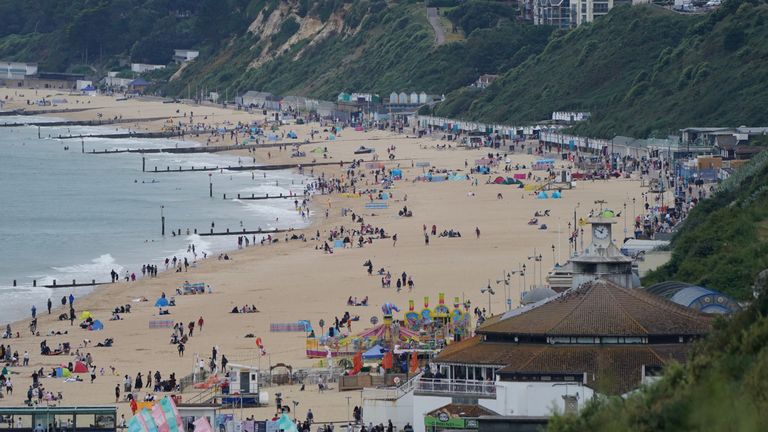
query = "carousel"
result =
(305, 293, 472, 359)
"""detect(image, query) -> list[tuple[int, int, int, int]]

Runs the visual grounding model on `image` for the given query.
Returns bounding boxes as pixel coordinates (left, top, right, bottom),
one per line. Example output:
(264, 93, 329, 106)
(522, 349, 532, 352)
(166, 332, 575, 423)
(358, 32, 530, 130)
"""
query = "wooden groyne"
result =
(0, 107, 96, 117)
(226, 193, 302, 201)
(0, 115, 175, 128)
(142, 160, 349, 173)
(87, 140, 317, 154)
(9, 278, 109, 289)
(59, 131, 178, 140)
(199, 227, 295, 237)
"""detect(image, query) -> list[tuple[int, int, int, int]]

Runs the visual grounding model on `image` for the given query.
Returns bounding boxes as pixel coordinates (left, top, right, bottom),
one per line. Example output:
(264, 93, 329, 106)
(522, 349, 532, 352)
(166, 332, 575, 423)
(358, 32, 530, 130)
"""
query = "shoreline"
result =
(0, 89, 654, 422)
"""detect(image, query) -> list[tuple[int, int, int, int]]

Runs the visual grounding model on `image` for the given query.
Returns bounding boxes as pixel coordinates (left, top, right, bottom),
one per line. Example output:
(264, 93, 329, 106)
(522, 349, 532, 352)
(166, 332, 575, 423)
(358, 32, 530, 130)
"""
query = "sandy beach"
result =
(0, 90, 651, 423)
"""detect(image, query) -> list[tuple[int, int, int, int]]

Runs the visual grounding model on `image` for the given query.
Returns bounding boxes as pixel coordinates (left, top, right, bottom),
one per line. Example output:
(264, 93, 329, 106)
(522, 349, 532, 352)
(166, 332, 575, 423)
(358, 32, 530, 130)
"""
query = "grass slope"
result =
(435, 1, 768, 138)
(163, 1, 553, 100)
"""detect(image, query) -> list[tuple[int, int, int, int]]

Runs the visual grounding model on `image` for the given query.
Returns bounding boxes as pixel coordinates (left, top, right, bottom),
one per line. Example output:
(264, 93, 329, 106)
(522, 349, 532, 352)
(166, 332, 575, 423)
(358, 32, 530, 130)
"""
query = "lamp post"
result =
(346, 396, 351, 428)
(623, 202, 628, 238)
(521, 264, 527, 292)
(292, 400, 299, 422)
(551, 245, 556, 267)
(480, 281, 495, 315)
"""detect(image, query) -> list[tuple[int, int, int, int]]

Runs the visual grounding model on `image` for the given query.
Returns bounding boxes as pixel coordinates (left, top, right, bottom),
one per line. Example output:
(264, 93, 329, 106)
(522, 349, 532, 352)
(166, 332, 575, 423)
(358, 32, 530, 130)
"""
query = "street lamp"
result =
(623, 202, 628, 238)
(521, 264, 527, 292)
(292, 400, 299, 422)
(480, 281, 495, 315)
(551, 245, 556, 266)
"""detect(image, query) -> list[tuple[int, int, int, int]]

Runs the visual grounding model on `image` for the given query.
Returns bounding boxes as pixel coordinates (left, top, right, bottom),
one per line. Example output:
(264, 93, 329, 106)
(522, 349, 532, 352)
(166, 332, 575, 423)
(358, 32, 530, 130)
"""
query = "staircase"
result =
(361, 372, 422, 401)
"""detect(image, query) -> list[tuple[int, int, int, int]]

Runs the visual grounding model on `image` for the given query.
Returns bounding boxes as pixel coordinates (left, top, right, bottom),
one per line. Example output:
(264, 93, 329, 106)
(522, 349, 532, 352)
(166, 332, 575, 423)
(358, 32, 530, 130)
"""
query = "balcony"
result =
(414, 378, 497, 398)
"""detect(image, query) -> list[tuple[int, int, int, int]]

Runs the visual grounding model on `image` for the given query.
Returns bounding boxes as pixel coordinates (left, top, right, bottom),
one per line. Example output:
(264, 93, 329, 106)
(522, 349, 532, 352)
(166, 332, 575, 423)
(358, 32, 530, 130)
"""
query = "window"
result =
(594, 3, 610, 13)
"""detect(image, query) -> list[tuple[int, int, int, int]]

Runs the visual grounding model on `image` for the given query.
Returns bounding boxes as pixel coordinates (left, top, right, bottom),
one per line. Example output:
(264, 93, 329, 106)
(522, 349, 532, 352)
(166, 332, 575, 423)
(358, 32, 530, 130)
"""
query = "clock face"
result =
(594, 225, 609, 240)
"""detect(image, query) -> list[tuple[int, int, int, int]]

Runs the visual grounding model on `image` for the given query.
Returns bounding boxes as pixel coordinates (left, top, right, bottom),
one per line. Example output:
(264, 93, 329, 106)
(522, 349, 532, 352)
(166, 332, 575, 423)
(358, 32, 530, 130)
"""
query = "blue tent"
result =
(391, 169, 402, 179)
(287, 131, 297, 139)
(90, 320, 104, 331)
(537, 191, 549, 199)
(362, 344, 386, 360)
(551, 191, 562, 199)
(155, 297, 169, 307)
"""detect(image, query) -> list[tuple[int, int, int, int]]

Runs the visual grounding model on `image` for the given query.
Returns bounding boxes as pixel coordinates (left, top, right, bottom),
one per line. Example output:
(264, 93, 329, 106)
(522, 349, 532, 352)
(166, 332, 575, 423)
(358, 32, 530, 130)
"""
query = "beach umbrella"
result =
(79, 311, 92, 320)
(277, 414, 298, 432)
(154, 297, 169, 307)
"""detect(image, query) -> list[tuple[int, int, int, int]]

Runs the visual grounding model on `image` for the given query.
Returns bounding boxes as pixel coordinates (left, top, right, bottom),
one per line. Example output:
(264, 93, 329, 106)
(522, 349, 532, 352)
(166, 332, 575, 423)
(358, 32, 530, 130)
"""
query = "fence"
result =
(414, 378, 496, 398)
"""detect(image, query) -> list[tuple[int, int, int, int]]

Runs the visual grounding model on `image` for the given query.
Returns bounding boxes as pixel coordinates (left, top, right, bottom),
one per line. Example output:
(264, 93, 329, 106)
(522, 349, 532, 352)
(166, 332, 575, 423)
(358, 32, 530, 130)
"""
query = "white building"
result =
(552, 111, 591, 122)
(102, 76, 133, 89)
(363, 253, 711, 431)
(131, 63, 166, 74)
(1, 61, 38, 79)
(237, 91, 279, 110)
(174, 49, 200, 63)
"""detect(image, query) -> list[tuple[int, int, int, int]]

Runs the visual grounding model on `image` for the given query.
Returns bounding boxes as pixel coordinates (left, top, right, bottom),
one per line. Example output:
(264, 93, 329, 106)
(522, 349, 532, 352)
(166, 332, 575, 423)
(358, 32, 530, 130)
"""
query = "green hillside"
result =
(0, 0, 553, 101)
(549, 143, 768, 432)
(162, 1, 553, 99)
(434, 1, 768, 138)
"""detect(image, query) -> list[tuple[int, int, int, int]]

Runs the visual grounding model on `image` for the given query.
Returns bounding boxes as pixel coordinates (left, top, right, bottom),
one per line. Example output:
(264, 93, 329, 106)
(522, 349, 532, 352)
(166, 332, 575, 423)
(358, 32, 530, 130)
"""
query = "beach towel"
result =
(269, 323, 307, 332)
(149, 320, 174, 329)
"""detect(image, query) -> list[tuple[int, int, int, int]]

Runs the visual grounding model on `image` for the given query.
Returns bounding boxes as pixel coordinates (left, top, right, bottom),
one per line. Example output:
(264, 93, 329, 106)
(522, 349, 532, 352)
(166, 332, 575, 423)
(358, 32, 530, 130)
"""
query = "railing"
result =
(415, 378, 496, 398)
(361, 372, 423, 401)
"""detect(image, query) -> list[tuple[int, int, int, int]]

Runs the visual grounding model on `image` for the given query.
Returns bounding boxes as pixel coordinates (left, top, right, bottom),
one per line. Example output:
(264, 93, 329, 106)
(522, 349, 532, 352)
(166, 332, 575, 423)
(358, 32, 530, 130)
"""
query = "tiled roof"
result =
(495, 343, 691, 395)
(480, 279, 712, 337)
(427, 404, 498, 417)
(437, 338, 544, 366)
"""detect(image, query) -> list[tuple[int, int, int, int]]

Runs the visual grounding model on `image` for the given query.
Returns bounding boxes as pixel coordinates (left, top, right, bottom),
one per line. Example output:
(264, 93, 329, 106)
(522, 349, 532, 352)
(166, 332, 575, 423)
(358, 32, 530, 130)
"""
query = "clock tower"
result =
(570, 213, 638, 289)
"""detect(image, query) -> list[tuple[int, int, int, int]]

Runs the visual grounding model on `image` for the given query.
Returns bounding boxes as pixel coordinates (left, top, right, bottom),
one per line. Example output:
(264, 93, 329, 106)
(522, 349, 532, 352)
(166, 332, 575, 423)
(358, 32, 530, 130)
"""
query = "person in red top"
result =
(130, 398, 138, 415)
(197, 316, 204, 332)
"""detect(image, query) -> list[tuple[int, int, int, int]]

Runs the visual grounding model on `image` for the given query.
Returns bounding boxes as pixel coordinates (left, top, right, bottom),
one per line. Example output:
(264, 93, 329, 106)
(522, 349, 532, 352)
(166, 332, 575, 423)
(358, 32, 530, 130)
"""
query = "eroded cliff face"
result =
(246, 1, 359, 69)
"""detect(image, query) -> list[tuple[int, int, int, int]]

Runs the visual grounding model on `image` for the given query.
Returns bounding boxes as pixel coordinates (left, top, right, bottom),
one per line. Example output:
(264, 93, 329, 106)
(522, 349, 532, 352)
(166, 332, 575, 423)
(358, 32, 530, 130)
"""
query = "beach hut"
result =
(389, 92, 398, 104)
(398, 92, 408, 104)
(155, 297, 169, 307)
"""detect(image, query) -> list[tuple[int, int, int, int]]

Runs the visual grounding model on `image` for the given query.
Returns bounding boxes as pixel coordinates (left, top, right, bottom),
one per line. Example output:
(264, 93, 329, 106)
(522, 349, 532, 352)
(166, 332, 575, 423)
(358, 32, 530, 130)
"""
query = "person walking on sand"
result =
(197, 316, 204, 332)
(178, 343, 185, 357)
(115, 384, 120, 403)
(475, 227, 481, 238)
(392, 234, 398, 247)
(31, 305, 36, 319)
(47, 298, 52, 315)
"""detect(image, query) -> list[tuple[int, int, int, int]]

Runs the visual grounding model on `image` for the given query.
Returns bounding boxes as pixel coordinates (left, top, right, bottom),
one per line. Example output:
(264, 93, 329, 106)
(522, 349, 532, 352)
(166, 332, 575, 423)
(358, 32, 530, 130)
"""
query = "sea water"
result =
(0, 116, 309, 324)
